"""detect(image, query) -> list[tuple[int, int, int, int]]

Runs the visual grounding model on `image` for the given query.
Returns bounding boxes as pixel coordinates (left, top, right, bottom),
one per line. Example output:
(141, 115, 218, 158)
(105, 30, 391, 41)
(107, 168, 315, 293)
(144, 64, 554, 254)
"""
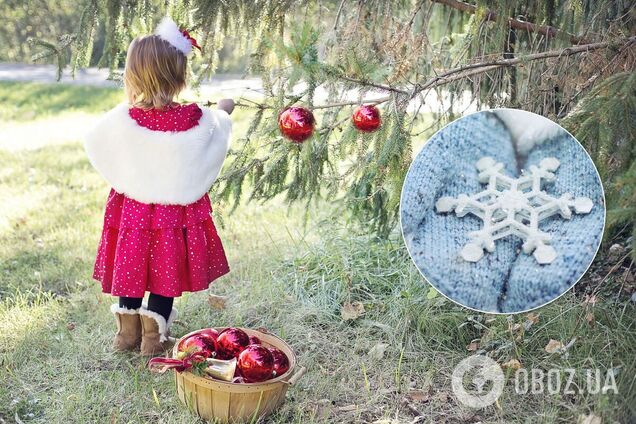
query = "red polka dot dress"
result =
(92, 103, 230, 298)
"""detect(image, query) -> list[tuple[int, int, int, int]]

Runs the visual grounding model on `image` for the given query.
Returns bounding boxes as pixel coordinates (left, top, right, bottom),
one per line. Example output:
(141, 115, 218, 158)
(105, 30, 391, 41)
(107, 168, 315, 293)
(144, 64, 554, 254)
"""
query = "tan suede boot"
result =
(111, 304, 142, 351)
(139, 306, 177, 356)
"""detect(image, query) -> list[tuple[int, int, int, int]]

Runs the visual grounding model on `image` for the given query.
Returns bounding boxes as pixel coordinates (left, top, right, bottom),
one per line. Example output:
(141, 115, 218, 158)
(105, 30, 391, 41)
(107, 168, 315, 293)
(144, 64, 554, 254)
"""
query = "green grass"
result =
(0, 81, 634, 423)
(0, 81, 124, 121)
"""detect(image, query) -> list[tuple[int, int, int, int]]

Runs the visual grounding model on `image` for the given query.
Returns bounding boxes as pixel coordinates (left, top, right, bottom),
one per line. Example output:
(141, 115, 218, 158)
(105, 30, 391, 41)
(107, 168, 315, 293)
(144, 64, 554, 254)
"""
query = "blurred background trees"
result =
(6, 0, 635, 250)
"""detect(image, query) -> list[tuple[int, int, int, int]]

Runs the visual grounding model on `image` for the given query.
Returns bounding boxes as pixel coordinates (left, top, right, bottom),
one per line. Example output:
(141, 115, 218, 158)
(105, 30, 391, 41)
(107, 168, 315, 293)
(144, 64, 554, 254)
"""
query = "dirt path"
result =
(0, 62, 264, 96)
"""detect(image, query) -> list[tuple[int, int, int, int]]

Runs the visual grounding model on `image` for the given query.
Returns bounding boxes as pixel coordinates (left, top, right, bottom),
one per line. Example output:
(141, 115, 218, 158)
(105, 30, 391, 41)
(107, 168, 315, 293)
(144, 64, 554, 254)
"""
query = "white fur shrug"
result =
(84, 103, 232, 205)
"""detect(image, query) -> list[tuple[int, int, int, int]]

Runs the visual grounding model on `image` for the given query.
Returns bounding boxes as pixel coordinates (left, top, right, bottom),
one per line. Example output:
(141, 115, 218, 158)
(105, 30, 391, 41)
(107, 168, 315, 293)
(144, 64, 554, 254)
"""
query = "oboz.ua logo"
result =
(452, 355, 505, 408)
(452, 355, 619, 408)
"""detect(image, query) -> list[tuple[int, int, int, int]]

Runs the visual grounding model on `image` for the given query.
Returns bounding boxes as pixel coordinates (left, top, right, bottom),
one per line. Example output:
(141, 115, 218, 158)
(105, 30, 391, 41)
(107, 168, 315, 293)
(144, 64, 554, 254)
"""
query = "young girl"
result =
(84, 17, 234, 356)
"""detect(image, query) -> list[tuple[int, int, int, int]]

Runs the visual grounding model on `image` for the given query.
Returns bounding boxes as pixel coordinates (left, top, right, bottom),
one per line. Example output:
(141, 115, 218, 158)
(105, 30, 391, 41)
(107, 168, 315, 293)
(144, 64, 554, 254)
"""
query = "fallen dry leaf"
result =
(586, 312, 595, 326)
(583, 294, 598, 306)
(501, 359, 522, 370)
(578, 413, 602, 424)
(307, 399, 333, 419)
(341, 301, 365, 321)
(400, 398, 422, 417)
(405, 389, 430, 403)
(466, 342, 479, 351)
(368, 343, 388, 360)
(526, 312, 540, 324)
(544, 339, 564, 353)
(433, 392, 449, 403)
(207, 294, 227, 310)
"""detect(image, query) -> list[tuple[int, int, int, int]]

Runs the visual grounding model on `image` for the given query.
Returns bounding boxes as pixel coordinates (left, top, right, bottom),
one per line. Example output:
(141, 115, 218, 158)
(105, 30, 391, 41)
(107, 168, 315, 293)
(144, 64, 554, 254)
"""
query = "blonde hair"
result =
(123, 35, 187, 109)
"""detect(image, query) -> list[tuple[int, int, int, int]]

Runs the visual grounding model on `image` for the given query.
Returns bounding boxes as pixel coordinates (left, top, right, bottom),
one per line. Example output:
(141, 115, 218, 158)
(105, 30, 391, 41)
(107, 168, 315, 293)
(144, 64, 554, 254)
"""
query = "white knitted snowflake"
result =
(435, 156, 594, 264)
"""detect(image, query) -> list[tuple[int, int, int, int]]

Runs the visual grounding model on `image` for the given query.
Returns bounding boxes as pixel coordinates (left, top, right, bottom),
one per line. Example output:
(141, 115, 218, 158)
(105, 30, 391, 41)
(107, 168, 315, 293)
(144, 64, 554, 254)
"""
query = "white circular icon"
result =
(452, 355, 504, 408)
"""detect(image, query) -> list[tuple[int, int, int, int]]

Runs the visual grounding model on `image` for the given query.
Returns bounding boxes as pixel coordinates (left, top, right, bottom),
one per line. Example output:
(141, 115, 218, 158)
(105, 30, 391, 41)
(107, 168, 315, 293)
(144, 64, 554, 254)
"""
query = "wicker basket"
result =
(172, 328, 305, 423)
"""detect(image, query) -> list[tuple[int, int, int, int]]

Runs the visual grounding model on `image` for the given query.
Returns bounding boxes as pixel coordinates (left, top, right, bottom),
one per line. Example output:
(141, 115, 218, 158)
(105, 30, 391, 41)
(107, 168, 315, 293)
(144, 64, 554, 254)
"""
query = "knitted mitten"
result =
(501, 132, 605, 312)
(401, 112, 519, 312)
(402, 112, 604, 313)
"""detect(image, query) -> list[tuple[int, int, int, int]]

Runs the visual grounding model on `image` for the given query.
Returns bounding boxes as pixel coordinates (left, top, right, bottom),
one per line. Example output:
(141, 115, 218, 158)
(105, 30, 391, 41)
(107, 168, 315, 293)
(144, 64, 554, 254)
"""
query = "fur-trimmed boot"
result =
(139, 306, 177, 356)
(111, 304, 142, 351)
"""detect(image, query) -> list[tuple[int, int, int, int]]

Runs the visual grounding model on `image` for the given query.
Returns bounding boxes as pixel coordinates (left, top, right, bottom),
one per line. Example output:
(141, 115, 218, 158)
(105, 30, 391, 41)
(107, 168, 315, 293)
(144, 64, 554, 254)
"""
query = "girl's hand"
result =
(217, 98, 235, 115)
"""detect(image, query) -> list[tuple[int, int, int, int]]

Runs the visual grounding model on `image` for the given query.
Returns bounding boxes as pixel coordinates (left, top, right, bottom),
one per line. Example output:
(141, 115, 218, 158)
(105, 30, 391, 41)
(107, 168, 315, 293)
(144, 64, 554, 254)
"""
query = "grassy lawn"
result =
(0, 81, 634, 423)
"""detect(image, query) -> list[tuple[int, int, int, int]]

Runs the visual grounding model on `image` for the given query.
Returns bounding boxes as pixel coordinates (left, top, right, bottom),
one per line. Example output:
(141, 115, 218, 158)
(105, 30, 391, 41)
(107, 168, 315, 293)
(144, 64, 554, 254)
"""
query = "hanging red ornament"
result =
(238, 345, 275, 382)
(352, 105, 381, 132)
(177, 333, 216, 358)
(215, 328, 250, 360)
(248, 335, 261, 345)
(278, 106, 315, 143)
(268, 347, 290, 377)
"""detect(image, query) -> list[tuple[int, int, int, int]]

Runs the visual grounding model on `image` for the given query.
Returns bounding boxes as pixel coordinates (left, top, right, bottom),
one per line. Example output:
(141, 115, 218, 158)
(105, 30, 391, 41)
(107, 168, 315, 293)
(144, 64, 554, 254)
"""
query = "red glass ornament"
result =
(278, 107, 315, 143)
(352, 105, 381, 132)
(199, 328, 220, 344)
(238, 345, 275, 382)
(248, 335, 261, 345)
(215, 328, 250, 360)
(268, 347, 290, 377)
(178, 333, 216, 358)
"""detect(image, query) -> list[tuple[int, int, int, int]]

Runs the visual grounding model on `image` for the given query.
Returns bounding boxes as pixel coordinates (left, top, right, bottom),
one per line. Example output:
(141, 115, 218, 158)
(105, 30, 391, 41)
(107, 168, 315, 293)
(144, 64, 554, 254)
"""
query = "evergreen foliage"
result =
(23, 0, 635, 240)
(564, 71, 636, 256)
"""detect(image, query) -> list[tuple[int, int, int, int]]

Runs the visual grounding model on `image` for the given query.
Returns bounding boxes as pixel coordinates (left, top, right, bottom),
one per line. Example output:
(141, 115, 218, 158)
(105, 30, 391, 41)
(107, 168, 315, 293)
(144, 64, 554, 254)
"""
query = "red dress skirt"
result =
(92, 103, 230, 298)
(93, 190, 230, 297)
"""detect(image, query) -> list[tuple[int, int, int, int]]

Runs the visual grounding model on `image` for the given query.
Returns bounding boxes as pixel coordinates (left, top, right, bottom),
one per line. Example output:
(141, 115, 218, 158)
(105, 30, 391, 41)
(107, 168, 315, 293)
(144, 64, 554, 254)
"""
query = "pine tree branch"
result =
(431, 0, 590, 45)
(406, 0, 427, 29)
(332, 0, 347, 30)
(313, 97, 391, 109)
(319, 37, 634, 108)
(338, 75, 409, 95)
(415, 36, 636, 92)
(212, 37, 634, 111)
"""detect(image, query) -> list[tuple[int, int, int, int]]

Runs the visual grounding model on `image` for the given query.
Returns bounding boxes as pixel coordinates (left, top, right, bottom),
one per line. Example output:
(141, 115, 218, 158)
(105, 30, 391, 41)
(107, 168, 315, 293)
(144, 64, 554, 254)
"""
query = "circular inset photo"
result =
(400, 109, 605, 314)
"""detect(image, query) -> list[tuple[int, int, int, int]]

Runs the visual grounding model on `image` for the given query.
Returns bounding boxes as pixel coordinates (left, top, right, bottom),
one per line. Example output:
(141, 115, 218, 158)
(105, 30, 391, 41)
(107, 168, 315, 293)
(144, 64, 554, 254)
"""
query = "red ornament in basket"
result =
(215, 328, 250, 360)
(177, 329, 218, 358)
(238, 345, 275, 382)
(269, 347, 290, 377)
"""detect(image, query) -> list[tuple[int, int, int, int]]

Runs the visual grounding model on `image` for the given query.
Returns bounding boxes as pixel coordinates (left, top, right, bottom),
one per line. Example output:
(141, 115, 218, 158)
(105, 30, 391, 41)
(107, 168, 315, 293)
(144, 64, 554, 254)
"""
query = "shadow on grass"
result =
(0, 81, 122, 121)
(0, 143, 103, 300)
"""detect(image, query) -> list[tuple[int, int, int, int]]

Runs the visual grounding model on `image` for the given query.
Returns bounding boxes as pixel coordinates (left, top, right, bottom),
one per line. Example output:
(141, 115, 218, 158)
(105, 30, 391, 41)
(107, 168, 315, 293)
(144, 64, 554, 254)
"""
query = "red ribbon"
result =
(180, 29, 201, 51)
(148, 352, 206, 373)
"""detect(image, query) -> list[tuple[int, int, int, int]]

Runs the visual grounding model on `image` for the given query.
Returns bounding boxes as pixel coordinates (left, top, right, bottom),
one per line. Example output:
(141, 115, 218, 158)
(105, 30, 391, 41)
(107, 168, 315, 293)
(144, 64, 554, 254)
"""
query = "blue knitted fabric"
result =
(400, 112, 604, 313)
(501, 135, 605, 312)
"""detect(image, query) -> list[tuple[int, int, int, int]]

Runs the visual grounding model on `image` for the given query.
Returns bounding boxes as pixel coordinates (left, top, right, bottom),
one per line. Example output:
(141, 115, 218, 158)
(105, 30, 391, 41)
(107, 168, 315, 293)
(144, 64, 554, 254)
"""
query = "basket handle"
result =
(284, 366, 306, 386)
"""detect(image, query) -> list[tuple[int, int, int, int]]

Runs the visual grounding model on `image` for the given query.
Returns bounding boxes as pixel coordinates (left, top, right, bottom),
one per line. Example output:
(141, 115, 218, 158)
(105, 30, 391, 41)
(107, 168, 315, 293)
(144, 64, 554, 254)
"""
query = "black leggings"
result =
(119, 293, 174, 322)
